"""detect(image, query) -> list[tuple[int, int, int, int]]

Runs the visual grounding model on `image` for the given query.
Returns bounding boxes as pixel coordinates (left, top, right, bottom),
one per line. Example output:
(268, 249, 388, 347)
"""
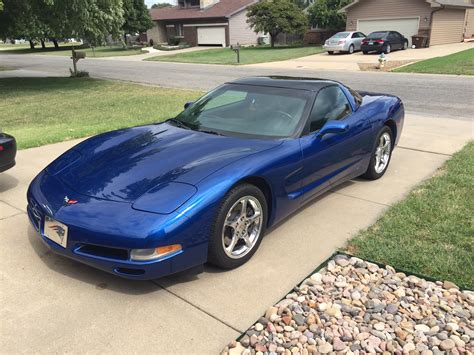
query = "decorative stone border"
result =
(222, 253, 473, 355)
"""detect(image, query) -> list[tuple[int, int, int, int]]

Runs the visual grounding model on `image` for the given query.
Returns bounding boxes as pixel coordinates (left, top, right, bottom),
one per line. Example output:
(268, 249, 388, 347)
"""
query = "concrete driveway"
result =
(248, 42, 474, 71)
(0, 114, 472, 352)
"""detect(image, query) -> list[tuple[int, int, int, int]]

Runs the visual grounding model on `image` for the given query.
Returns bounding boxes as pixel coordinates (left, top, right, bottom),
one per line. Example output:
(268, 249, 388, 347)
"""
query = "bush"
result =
(168, 36, 182, 46)
(69, 69, 89, 78)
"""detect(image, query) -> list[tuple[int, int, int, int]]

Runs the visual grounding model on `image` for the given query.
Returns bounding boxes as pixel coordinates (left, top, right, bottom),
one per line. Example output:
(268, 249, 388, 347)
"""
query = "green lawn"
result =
(347, 141, 474, 289)
(394, 48, 474, 75)
(146, 45, 324, 65)
(0, 44, 145, 57)
(0, 78, 202, 149)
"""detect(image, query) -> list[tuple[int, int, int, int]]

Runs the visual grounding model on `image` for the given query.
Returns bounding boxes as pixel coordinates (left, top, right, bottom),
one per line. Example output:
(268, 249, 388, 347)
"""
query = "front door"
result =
(298, 85, 371, 202)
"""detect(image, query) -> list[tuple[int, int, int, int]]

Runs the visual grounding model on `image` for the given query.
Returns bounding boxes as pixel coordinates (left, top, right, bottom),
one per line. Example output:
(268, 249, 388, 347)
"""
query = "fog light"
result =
(131, 244, 182, 261)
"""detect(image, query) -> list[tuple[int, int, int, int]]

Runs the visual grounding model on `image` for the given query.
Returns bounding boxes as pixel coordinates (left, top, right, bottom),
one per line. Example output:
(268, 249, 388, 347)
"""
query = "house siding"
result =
(465, 9, 474, 37)
(228, 9, 259, 45)
(147, 22, 167, 44)
(430, 8, 466, 45)
(345, 0, 433, 33)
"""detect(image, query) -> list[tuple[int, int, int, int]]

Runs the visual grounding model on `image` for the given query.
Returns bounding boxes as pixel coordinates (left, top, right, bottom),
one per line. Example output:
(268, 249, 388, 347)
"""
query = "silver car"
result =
(323, 31, 366, 54)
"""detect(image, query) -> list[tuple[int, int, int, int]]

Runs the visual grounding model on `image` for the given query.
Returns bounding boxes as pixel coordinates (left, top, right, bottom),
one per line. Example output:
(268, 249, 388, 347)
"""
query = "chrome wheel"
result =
(222, 196, 263, 259)
(374, 132, 392, 174)
(385, 44, 391, 53)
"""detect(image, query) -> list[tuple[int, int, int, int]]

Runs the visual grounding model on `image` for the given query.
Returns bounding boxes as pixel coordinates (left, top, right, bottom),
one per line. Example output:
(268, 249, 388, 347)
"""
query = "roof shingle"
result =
(150, 0, 257, 21)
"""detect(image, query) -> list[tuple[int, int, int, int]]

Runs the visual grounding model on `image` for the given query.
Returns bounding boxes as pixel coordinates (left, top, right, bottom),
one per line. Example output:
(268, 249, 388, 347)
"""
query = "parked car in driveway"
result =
(361, 31, 409, 54)
(324, 31, 367, 54)
(0, 132, 17, 172)
(27, 77, 404, 280)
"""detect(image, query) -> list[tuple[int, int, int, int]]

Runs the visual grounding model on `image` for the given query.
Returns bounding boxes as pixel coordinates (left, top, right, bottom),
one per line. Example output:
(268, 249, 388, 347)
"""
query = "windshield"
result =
(368, 32, 388, 39)
(332, 32, 350, 39)
(174, 84, 312, 139)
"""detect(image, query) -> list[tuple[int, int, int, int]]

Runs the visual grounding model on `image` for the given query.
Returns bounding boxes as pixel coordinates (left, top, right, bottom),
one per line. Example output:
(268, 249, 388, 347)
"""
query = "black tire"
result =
(384, 44, 391, 54)
(348, 45, 354, 54)
(208, 184, 267, 269)
(402, 40, 408, 50)
(363, 51, 369, 54)
(361, 126, 394, 180)
(328, 51, 334, 55)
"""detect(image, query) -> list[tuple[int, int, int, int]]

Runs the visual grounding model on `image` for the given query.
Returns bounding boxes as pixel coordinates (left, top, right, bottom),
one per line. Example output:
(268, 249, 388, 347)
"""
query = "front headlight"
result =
(131, 244, 182, 261)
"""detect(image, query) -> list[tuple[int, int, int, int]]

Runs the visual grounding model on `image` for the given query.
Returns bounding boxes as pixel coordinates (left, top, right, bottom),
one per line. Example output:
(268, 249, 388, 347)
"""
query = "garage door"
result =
(197, 27, 226, 47)
(430, 9, 466, 45)
(357, 18, 420, 46)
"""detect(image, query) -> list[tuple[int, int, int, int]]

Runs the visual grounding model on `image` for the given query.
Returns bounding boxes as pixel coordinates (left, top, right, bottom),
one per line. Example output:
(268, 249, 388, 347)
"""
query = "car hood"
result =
(50, 123, 280, 202)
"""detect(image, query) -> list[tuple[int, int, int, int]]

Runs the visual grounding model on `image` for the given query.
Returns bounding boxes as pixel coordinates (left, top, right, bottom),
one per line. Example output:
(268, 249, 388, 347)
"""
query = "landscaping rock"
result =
(223, 256, 473, 354)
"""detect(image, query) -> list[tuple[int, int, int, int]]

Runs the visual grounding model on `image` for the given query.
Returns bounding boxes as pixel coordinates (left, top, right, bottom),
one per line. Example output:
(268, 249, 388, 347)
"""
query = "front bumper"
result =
(27, 171, 208, 280)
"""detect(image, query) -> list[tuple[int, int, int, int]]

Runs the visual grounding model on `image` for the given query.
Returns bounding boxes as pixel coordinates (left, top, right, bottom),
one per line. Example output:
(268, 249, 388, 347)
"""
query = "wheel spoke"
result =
(242, 235, 252, 248)
(226, 234, 238, 253)
(240, 199, 248, 217)
(247, 210, 261, 223)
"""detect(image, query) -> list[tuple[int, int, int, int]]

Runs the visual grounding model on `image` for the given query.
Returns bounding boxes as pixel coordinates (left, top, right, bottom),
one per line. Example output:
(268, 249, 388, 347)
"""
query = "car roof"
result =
(228, 76, 339, 92)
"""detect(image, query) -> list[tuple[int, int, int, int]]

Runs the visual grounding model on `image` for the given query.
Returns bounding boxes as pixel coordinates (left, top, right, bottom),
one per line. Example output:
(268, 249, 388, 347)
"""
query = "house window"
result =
(175, 24, 184, 37)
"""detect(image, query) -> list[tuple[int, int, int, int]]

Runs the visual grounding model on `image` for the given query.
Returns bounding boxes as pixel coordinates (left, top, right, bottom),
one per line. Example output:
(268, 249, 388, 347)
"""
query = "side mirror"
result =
(318, 121, 349, 137)
(184, 102, 194, 109)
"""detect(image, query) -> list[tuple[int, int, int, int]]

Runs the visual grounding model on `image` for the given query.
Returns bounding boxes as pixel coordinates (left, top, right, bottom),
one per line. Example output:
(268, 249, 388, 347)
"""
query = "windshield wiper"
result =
(167, 118, 193, 130)
(199, 129, 224, 136)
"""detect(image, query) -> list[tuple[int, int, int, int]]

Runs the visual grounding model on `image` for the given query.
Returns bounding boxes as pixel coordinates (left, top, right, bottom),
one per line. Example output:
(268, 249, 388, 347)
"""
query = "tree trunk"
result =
(40, 39, 46, 49)
(52, 38, 59, 49)
(270, 34, 277, 48)
(29, 40, 35, 49)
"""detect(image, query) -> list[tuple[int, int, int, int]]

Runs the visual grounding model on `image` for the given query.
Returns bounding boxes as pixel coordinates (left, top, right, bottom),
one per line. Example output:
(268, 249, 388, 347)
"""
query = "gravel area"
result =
(223, 255, 473, 355)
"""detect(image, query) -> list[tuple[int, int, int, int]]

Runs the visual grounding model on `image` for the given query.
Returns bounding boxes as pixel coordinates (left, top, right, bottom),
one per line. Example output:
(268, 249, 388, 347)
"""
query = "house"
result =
(339, 0, 474, 46)
(147, 0, 259, 47)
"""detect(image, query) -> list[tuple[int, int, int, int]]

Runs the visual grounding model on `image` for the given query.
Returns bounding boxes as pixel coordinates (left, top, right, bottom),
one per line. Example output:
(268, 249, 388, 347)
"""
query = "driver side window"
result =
(309, 86, 352, 133)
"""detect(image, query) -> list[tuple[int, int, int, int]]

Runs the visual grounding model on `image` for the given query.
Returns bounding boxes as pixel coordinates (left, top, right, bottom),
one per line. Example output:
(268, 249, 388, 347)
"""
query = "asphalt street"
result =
(1, 53, 473, 120)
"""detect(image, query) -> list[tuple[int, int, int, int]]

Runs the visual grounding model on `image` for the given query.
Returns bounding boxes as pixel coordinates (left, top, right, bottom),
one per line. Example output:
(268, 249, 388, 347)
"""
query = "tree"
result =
(247, 0, 308, 48)
(47, 0, 125, 47)
(0, 0, 49, 48)
(151, 2, 173, 8)
(122, 0, 153, 42)
(307, 0, 351, 30)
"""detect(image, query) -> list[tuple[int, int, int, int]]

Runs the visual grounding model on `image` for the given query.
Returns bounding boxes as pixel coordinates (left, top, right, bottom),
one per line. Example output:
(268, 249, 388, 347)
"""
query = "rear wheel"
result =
(384, 44, 391, 54)
(208, 184, 267, 269)
(363, 51, 369, 54)
(328, 51, 334, 55)
(403, 40, 408, 50)
(362, 126, 393, 180)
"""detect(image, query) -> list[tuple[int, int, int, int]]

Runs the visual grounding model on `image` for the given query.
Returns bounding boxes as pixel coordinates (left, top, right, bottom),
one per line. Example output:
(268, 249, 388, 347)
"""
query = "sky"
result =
(145, 0, 177, 7)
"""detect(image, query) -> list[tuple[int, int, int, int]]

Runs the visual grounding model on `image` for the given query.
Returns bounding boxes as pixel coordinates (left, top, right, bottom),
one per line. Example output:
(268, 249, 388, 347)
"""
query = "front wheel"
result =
(208, 184, 267, 269)
(362, 126, 393, 180)
(363, 51, 369, 55)
(328, 51, 334, 55)
(348, 45, 354, 54)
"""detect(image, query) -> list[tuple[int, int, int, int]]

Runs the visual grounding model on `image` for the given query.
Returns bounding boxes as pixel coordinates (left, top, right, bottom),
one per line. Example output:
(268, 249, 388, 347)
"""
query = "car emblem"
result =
(64, 196, 78, 206)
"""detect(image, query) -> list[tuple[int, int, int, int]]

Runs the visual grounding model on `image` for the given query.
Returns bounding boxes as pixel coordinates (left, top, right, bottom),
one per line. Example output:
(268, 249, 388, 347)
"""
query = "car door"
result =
(351, 32, 363, 50)
(390, 32, 403, 49)
(298, 85, 372, 202)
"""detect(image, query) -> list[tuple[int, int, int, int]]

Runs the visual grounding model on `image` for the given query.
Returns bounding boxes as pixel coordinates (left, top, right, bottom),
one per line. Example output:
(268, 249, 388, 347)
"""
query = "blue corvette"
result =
(27, 77, 404, 280)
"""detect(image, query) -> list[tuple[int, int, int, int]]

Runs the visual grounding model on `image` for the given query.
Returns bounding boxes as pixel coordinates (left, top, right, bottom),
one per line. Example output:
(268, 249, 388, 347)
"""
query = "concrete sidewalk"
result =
(0, 114, 472, 352)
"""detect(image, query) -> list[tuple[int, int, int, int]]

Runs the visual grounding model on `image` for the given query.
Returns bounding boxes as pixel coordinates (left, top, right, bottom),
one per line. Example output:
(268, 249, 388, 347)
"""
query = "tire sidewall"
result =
(385, 44, 391, 53)
(208, 184, 267, 269)
(365, 126, 393, 180)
